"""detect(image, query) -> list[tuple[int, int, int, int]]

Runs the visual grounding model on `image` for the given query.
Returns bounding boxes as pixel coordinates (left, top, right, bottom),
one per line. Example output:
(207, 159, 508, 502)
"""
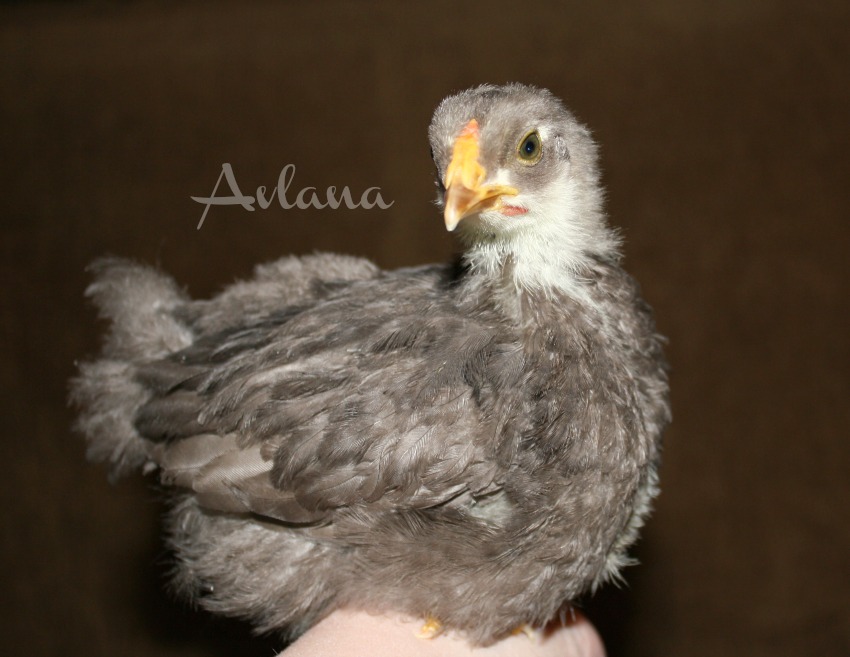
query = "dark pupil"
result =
(524, 138, 536, 155)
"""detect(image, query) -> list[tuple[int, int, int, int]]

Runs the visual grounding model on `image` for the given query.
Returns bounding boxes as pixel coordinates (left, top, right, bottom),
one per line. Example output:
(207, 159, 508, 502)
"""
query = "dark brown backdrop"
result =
(2, 2, 848, 655)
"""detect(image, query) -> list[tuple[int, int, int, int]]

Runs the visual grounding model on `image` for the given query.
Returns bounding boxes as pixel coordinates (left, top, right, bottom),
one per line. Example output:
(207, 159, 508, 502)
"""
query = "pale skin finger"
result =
(281, 608, 606, 657)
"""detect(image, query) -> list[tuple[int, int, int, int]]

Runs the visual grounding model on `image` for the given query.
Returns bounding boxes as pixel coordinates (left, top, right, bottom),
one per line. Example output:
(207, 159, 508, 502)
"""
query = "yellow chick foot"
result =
(415, 616, 444, 639)
(511, 624, 538, 642)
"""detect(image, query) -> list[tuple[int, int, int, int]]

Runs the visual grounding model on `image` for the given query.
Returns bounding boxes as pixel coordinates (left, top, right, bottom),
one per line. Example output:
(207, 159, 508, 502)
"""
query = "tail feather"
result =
(71, 360, 153, 477)
(84, 257, 192, 360)
(71, 258, 194, 477)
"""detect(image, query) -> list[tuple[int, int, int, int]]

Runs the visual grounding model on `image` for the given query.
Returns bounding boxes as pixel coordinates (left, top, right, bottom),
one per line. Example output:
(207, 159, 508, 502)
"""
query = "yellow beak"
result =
(443, 119, 518, 231)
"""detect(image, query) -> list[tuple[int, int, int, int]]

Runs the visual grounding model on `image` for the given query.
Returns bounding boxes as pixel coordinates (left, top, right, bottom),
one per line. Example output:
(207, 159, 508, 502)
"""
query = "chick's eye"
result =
(516, 131, 542, 164)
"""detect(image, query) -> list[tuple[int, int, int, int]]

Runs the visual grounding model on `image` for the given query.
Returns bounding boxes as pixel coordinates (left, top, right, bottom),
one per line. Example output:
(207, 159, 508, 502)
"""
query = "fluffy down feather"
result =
(71, 84, 670, 645)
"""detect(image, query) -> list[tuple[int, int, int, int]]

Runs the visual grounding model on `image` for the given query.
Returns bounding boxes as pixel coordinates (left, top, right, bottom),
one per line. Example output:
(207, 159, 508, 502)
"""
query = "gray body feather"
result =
(72, 84, 670, 645)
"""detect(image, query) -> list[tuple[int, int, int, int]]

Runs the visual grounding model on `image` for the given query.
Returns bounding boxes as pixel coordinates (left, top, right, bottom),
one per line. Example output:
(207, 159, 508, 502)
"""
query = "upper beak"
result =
(443, 119, 518, 231)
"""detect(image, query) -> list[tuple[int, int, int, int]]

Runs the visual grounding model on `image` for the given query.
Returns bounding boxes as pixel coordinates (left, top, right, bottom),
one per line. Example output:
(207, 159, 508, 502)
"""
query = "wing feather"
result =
(129, 258, 667, 530)
(135, 265, 509, 523)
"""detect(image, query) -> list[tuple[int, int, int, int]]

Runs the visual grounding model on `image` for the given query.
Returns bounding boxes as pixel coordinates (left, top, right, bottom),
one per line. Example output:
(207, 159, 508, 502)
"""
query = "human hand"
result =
(281, 608, 605, 657)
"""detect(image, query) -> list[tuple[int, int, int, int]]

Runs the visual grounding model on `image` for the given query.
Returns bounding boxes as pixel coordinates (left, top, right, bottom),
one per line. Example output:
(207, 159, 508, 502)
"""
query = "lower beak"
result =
(443, 119, 518, 231)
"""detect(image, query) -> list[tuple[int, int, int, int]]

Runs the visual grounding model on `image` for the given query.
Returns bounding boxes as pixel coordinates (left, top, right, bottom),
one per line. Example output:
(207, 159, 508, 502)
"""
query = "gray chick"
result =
(72, 83, 670, 646)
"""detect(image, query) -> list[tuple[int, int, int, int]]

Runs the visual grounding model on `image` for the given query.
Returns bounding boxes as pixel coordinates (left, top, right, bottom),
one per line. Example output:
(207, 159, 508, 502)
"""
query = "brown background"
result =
(2, 2, 848, 655)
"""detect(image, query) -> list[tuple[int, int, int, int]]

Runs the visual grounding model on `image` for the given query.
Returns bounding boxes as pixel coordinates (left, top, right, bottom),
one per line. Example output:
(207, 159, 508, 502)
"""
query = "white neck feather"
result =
(460, 176, 620, 308)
